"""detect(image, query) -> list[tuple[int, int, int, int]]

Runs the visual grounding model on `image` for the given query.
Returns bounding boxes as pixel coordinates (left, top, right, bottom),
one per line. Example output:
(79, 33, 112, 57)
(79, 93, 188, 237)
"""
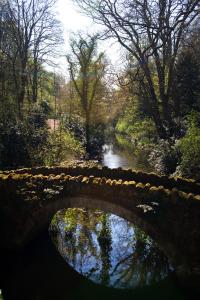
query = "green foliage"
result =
(115, 134, 133, 150)
(62, 208, 79, 231)
(67, 34, 106, 156)
(115, 101, 137, 134)
(115, 103, 159, 172)
(63, 115, 105, 159)
(27, 101, 52, 127)
(89, 123, 105, 158)
(0, 100, 84, 169)
(0, 102, 50, 169)
(116, 98, 157, 145)
(116, 114, 157, 147)
(174, 51, 200, 115)
(175, 111, 200, 179)
(63, 114, 85, 141)
(0, 121, 30, 169)
(148, 139, 180, 175)
(186, 110, 200, 128)
(44, 128, 85, 166)
(148, 111, 200, 178)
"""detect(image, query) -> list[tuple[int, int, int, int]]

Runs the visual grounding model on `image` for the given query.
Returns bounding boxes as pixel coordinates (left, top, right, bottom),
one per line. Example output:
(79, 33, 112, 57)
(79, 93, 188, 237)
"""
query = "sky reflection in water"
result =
(50, 208, 174, 289)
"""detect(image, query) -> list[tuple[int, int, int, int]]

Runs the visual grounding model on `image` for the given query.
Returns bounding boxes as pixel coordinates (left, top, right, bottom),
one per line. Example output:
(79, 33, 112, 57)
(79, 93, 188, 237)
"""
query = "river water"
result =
(100, 135, 152, 172)
(50, 208, 174, 290)
(101, 144, 150, 171)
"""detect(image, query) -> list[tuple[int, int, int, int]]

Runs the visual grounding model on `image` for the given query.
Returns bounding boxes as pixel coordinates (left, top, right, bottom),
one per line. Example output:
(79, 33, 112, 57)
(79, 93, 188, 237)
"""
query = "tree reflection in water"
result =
(50, 208, 174, 289)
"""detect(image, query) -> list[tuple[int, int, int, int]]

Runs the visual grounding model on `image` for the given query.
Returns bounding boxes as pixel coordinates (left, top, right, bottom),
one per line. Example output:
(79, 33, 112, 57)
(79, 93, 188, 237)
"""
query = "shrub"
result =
(116, 116, 157, 146)
(0, 121, 31, 169)
(175, 111, 200, 180)
(63, 115, 105, 158)
(148, 139, 180, 175)
(44, 128, 85, 166)
(63, 114, 85, 141)
(0, 100, 54, 169)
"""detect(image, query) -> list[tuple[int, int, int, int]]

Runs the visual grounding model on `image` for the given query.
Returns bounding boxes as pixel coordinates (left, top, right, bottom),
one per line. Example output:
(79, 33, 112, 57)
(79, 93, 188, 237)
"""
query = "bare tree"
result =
(0, 1, 18, 109)
(28, 1, 63, 103)
(1, 0, 63, 118)
(67, 33, 106, 154)
(73, 0, 200, 137)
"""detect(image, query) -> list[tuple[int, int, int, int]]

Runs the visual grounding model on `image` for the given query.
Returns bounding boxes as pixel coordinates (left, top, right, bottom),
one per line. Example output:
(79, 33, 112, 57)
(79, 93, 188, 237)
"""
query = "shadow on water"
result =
(1, 197, 199, 300)
(50, 208, 175, 289)
(0, 231, 194, 300)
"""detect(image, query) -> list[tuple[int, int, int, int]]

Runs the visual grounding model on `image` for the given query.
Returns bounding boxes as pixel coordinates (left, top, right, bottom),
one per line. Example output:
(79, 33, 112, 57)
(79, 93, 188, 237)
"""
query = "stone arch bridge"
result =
(0, 166, 200, 282)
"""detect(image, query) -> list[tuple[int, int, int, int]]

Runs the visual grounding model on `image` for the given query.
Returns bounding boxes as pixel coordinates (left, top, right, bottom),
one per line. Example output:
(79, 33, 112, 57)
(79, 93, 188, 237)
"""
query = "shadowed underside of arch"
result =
(0, 166, 200, 283)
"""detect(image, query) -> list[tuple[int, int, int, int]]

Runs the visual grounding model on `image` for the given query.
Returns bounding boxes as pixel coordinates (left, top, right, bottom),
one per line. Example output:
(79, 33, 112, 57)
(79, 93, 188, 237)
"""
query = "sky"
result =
(52, 0, 123, 77)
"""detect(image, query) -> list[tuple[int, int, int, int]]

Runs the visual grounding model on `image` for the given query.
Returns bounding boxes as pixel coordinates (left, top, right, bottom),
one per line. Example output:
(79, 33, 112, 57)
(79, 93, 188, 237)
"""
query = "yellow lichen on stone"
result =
(116, 179, 123, 185)
(0, 174, 9, 181)
(136, 183, 145, 189)
(106, 179, 112, 185)
(194, 195, 200, 201)
(163, 189, 171, 196)
(145, 183, 151, 188)
(110, 180, 117, 186)
(128, 181, 136, 186)
(81, 176, 89, 183)
(101, 177, 107, 184)
(33, 174, 45, 180)
(68, 176, 76, 181)
(10, 174, 22, 181)
(123, 181, 130, 186)
(187, 193, 194, 199)
(178, 190, 188, 200)
(93, 177, 101, 184)
(149, 186, 158, 192)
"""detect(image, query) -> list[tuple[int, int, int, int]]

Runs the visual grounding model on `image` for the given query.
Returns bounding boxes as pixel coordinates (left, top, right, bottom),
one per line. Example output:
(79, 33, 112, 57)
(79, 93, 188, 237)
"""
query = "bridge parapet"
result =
(1, 165, 200, 194)
(0, 167, 200, 284)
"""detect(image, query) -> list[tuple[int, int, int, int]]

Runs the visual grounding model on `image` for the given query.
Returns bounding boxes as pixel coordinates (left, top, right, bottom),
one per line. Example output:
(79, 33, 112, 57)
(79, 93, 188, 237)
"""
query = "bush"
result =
(88, 123, 105, 159)
(116, 116, 158, 145)
(0, 101, 48, 168)
(0, 121, 31, 169)
(148, 112, 200, 179)
(148, 139, 180, 175)
(0, 106, 50, 169)
(63, 114, 85, 141)
(175, 111, 200, 179)
(63, 115, 105, 159)
(44, 128, 85, 166)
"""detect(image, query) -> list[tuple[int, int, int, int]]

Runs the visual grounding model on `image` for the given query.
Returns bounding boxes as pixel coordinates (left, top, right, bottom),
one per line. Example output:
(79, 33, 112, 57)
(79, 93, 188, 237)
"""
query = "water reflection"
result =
(50, 208, 173, 289)
(102, 144, 125, 169)
(101, 140, 152, 171)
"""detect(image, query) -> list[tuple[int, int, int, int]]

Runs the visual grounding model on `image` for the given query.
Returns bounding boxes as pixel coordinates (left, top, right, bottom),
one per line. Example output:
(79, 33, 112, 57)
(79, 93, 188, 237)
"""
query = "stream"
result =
(101, 135, 152, 172)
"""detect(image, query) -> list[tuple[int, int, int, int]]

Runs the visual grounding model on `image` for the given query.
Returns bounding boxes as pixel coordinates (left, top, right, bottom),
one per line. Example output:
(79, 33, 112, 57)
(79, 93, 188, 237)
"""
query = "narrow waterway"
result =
(101, 135, 152, 172)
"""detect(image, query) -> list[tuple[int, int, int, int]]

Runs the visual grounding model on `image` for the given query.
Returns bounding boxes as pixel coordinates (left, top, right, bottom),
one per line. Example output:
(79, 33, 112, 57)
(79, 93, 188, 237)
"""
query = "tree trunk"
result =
(32, 58, 38, 103)
(17, 58, 27, 119)
(142, 64, 167, 138)
(148, 86, 167, 139)
(152, 110, 167, 139)
(85, 111, 91, 156)
(17, 73, 26, 119)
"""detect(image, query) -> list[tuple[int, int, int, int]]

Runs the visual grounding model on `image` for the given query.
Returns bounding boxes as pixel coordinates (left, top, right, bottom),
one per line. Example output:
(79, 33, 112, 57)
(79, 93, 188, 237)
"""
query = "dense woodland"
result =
(0, 0, 200, 180)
